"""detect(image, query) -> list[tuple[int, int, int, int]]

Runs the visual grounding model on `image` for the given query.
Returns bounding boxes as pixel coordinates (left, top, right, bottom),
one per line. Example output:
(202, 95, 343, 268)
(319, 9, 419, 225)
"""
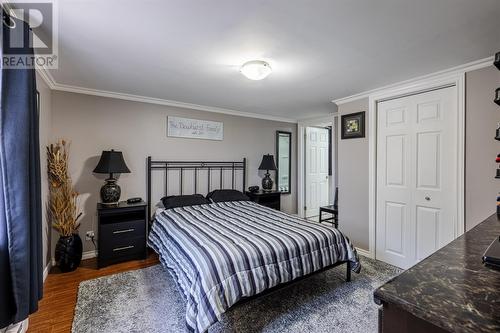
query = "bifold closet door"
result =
(376, 87, 457, 269)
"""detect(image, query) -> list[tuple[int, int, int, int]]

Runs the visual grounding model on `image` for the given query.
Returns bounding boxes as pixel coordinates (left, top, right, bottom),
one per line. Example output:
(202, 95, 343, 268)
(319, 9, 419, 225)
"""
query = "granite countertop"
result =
(374, 214, 500, 333)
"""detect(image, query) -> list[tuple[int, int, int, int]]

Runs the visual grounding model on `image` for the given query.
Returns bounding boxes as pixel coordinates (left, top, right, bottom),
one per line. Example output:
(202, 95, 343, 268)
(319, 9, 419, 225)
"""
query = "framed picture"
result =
(341, 111, 365, 139)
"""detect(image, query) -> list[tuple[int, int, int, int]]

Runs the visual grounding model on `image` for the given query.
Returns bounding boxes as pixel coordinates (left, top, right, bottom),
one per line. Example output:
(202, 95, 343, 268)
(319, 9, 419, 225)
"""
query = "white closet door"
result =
(305, 127, 330, 217)
(376, 86, 457, 269)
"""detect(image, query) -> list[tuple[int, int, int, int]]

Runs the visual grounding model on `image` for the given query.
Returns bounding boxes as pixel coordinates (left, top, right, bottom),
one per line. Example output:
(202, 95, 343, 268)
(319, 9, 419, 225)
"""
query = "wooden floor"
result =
(28, 253, 159, 333)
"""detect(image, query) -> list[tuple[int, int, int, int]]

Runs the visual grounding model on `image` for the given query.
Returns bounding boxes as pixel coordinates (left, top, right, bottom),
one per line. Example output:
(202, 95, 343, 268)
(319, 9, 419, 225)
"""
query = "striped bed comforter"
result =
(148, 200, 360, 333)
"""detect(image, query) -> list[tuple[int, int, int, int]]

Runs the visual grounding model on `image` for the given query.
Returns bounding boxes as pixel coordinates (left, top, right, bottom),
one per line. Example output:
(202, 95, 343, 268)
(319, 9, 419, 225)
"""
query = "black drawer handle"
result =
(113, 228, 135, 234)
(113, 245, 135, 252)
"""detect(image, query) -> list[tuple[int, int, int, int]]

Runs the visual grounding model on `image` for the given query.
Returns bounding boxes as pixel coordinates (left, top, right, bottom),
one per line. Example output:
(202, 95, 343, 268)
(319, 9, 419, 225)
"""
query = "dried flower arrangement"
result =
(47, 140, 82, 236)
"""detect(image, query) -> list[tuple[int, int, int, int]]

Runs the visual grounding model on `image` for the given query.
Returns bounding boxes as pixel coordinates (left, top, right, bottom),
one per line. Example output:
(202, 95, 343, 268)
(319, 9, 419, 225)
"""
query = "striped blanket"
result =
(148, 201, 360, 333)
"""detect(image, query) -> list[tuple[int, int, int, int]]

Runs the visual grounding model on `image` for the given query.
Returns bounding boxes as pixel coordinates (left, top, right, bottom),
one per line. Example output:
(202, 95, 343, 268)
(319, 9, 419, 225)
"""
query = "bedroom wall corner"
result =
(50, 91, 298, 254)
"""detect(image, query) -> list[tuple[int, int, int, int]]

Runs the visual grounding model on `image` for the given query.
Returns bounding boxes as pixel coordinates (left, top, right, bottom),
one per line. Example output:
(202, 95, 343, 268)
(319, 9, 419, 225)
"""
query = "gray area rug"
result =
(72, 256, 401, 333)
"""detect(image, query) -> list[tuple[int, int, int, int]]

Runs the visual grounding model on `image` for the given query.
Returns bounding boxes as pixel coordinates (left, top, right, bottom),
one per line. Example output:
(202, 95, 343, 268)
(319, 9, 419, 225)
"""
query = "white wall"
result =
(50, 91, 297, 254)
(36, 73, 52, 270)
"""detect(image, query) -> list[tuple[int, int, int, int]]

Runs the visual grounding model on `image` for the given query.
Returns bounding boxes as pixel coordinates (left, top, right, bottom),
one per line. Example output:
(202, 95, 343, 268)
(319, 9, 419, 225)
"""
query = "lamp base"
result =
(262, 172, 273, 191)
(100, 178, 121, 205)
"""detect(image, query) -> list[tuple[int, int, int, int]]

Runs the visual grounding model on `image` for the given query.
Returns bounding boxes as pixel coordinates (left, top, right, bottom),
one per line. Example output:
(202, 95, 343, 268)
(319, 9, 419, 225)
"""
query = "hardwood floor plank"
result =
(28, 253, 159, 333)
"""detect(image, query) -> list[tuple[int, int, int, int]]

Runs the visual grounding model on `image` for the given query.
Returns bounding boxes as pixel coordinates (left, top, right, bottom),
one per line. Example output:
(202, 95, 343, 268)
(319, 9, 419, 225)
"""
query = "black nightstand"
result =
(97, 201, 147, 268)
(245, 190, 281, 210)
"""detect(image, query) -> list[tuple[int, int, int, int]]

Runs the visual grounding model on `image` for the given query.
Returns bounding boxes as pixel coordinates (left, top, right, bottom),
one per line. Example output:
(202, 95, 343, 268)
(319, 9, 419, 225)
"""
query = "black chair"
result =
(319, 187, 338, 228)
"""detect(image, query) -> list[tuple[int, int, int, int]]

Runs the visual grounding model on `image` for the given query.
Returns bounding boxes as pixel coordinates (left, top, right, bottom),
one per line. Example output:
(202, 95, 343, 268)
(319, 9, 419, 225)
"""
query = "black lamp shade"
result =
(258, 154, 277, 171)
(93, 150, 130, 174)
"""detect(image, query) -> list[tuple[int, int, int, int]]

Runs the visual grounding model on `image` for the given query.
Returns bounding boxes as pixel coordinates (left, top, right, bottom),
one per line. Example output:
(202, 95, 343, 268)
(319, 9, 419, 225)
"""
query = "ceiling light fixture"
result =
(240, 60, 272, 80)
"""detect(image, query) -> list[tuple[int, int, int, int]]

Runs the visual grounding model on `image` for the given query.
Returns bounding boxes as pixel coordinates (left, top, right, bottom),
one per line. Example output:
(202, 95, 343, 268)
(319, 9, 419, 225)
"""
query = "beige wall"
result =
(335, 65, 500, 251)
(465, 66, 500, 230)
(40, 65, 497, 260)
(337, 98, 370, 250)
(37, 73, 52, 270)
(50, 91, 297, 254)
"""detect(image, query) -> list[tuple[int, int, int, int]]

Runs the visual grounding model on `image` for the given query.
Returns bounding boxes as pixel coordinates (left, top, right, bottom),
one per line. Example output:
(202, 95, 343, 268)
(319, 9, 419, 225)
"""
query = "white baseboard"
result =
(355, 247, 373, 259)
(82, 250, 98, 260)
(43, 263, 51, 282)
(2, 318, 28, 333)
(50, 250, 98, 268)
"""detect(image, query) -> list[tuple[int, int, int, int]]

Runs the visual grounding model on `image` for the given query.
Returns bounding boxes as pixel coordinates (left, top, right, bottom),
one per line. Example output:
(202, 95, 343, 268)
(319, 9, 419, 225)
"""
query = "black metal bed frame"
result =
(146, 157, 246, 222)
(146, 156, 351, 285)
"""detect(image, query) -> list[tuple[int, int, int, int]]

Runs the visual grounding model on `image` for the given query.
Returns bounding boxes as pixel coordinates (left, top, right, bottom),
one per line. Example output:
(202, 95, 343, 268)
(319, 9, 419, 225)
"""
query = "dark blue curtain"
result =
(0, 12, 43, 328)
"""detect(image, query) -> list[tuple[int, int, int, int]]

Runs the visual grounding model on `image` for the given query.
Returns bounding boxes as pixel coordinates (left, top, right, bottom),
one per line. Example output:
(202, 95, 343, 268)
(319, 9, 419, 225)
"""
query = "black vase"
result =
(100, 178, 121, 205)
(55, 234, 83, 272)
(262, 172, 273, 191)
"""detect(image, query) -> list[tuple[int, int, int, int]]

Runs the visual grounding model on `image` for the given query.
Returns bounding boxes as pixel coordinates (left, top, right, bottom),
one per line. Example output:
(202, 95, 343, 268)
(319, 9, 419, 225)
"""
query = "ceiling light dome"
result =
(240, 60, 272, 80)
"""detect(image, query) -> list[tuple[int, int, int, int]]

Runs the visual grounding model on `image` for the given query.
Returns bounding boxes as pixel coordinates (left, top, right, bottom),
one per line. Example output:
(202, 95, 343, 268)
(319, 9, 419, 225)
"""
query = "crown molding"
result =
(35, 69, 298, 123)
(331, 56, 494, 106)
(36, 66, 57, 89)
(297, 113, 338, 126)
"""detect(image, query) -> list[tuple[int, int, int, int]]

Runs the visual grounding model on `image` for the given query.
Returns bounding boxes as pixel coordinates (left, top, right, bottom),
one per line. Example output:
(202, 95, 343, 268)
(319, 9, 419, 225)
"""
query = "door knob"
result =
(425, 196, 431, 201)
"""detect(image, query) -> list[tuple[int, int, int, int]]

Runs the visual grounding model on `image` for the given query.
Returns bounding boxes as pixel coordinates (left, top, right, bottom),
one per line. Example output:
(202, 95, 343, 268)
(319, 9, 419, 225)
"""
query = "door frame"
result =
(297, 115, 337, 218)
(368, 72, 466, 259)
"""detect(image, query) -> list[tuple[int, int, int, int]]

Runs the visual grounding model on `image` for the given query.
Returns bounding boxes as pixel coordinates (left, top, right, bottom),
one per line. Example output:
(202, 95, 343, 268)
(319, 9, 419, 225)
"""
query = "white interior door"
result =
(305, 127, 329, 217)
(376, 87, 458, 269)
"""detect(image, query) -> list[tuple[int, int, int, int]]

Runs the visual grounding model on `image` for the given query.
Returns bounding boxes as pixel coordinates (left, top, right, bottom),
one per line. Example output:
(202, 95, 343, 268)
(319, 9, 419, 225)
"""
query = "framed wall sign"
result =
(167, 116, 223, 141)
(341, 111, 365, 139)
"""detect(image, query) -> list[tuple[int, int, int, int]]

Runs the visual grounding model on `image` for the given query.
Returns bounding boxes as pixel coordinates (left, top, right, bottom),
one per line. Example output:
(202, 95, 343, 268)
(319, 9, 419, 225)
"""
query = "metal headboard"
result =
(146, 156, 246, 222)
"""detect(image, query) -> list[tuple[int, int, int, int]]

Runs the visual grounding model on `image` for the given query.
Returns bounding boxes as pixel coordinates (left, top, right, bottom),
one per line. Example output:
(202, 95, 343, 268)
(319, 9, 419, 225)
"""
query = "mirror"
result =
(276, 131, 292, 194)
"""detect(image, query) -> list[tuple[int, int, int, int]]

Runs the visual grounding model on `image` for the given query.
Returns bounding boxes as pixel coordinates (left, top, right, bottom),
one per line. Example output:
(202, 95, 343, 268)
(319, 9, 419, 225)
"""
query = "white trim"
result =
(43, 262, 51, 282)
(53, 83, 298, 123)
(332, 56, 493, 105)
(34, 70, 297, 123)
(82, 250, 98, 260)
(368, 72, 466, 261)
(50, 250, 97, 268)
(2, 318, 29, 333)
(297, 114, 337, 217)
(36, 66, 56, 89)
(355, 247, 371, 258)
(298, 114, 338, 127)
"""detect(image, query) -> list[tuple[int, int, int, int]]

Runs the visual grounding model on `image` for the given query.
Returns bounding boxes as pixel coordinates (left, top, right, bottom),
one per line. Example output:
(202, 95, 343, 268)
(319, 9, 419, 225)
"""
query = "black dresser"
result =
(246, 190, 281, 210)
(97, 201, 148, 268)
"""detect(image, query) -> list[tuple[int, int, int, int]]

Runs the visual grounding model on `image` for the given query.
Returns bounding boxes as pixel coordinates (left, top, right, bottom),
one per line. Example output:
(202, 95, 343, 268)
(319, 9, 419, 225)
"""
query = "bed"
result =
(146, 158, 360, 333)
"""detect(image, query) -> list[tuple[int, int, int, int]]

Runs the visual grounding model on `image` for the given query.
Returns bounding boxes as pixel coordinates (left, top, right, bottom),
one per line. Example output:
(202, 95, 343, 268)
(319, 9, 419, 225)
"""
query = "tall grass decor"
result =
(47, 140, 83, 272)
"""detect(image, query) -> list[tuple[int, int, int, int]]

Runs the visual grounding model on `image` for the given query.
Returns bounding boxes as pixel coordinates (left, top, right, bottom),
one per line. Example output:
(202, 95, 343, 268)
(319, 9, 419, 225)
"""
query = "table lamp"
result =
(258, 154, 277, 191)
(93, 150, 130, 205)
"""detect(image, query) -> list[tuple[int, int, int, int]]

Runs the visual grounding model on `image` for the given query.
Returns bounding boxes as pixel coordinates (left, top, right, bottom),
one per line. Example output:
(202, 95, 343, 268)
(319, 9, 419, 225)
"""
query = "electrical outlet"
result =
(85, 230, 95, 241)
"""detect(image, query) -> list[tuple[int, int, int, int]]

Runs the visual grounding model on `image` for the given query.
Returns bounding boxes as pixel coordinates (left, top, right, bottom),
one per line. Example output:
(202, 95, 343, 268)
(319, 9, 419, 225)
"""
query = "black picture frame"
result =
(494, 51, 500, 70)
(341, 111, 365, 139)
(276, 131, 292, 194)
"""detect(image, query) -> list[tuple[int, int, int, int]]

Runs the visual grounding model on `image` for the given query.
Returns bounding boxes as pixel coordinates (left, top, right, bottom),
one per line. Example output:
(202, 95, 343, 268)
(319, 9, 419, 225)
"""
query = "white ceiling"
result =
(47, 0, 500, 120)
